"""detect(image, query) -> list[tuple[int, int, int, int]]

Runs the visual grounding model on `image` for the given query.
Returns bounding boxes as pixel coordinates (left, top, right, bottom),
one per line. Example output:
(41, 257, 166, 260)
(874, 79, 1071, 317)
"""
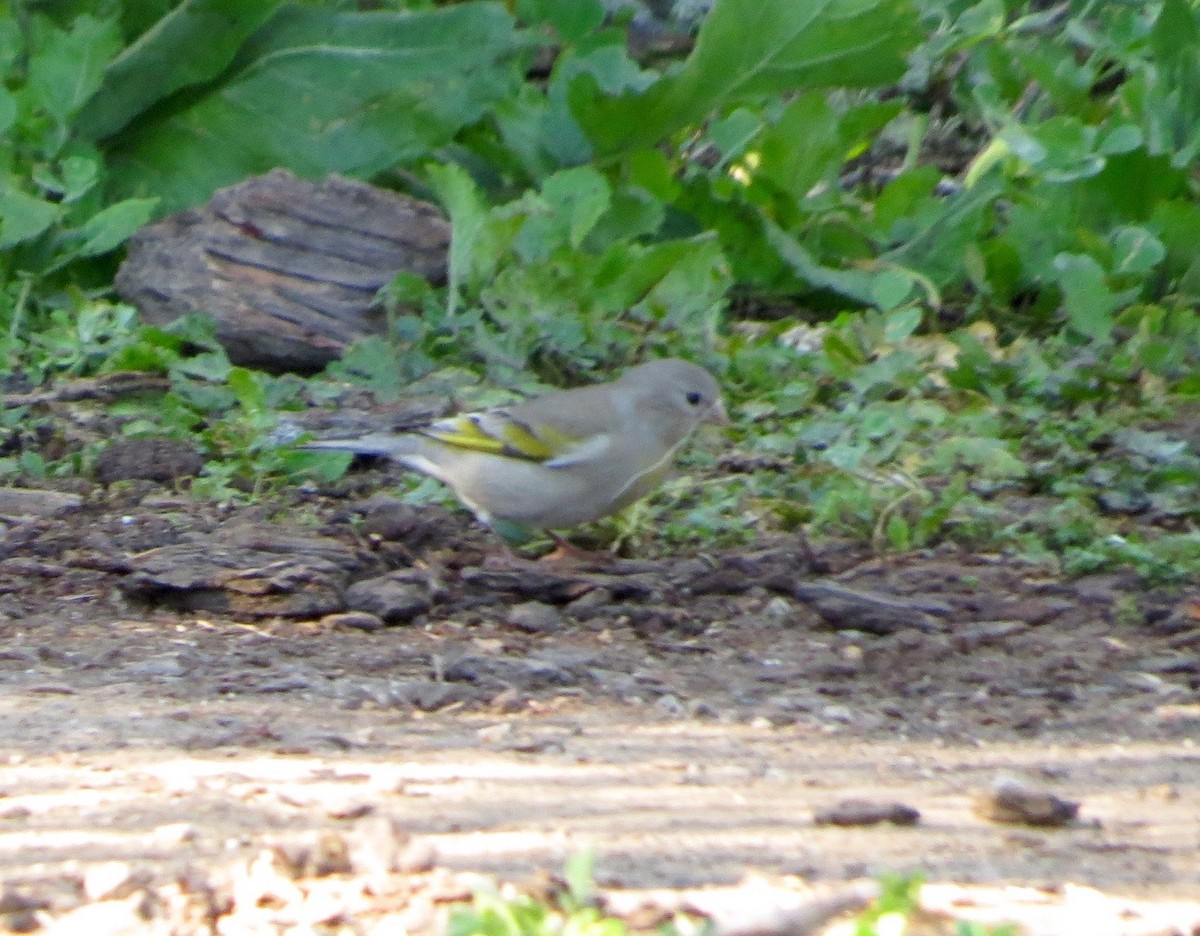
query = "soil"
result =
(1, 472, 1199, 934)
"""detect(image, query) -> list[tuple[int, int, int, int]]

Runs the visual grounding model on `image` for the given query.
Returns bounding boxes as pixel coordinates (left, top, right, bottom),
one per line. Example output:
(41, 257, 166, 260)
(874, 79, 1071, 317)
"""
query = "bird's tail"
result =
(299, 433, 422, 457)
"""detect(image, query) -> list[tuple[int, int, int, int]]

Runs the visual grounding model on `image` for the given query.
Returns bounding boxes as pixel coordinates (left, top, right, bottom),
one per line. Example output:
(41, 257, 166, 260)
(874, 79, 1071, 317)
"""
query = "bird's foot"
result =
(538, 533, 615, 567)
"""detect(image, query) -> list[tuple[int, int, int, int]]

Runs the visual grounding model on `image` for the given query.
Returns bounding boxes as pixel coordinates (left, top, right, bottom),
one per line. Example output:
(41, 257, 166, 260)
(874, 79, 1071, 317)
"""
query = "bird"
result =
(301, 358, 728, 555)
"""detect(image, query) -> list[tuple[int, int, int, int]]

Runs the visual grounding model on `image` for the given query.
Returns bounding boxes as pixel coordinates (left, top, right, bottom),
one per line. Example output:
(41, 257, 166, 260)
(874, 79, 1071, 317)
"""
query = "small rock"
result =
(121, 656, 186, 679)
(953, 620, 1028, 652)
(1139, 654, 1200, 675)
(271, 831, 353, 879)
(3, 909, 39, 934)
(565, 587, 614, 620)
(477, 722, 512, 744)
(503, 736, 566, 754)
(688, 699, 719, 719)
(327, 801, 375, 821)
(323, 611, 386, 633)
(507, 601, 564, 634)
(820, 704, 855, 724)
(392, 681, 463, 712)
(490, 687, 524, 713)
(345, 575, 432, 624)
(0, 890, 49, 916)
(813, 799, 921, 827)
(361, 499, 445, 545)
(793, 582, 939, 634)
(973, 777, 1080, 827)
(346, 816, 406, 878)
(95, 437, 203, 484)
(1155, 703, 1200, 723)
(394, 837, 437, 874)
(0, 488, 83, 520)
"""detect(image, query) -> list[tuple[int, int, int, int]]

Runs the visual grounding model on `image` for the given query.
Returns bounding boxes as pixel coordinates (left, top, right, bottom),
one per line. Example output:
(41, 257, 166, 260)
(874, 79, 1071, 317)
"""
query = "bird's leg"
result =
(539, 532, 614, 566)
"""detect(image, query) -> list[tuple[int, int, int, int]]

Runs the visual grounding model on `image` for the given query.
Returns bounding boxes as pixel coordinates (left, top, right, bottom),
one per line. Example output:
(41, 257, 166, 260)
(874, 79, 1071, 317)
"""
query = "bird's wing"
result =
(417, 409, 596, 464)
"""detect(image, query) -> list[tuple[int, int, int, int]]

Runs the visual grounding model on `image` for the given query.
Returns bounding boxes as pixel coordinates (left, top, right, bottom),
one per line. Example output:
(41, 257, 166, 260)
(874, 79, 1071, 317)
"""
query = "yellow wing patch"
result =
(420, 413, 580, 463)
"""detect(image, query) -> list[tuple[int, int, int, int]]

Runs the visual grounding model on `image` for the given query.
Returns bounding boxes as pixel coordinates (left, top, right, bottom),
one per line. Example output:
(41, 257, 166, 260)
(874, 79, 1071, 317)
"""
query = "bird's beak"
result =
(704, 398, 731, 426)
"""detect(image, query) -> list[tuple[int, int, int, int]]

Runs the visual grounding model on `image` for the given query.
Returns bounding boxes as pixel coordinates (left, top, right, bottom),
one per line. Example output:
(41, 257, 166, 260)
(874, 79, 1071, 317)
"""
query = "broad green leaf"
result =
(76, 0, 285, 141)
(0, 185, 62, 248)
(106, 5, 522, 211)
(632, 234, 729, 329)
(325, 337, 407, 402)
(705, 108, 765, 167)
(1098, 124, 1142, 156)
(884, 174, 1001, 288)
(1148, 199, 1200, 281)
(0, 88, 16, 138)
(426, 164, 489, 318)
(543, 43, 652, 166)
(26, 14, 122, 128)
(70, 197, 159, 258)
(570, 0, 920, 155)
(871, 272, 916, 313)
(586, 186, 664, 247)
(1054, 253, 1118, 341)
(872, 166, 941, 236)
(765, 221, 879, 306)
(0, 17, 20, 74)
(627, 148, 680, 201)
(542, 166, 611, 249)
(517, 0, 604, 43)
(754, 92, 840, 196)
(1109, 227, 1165, 277)
(59, 155, 101, 203)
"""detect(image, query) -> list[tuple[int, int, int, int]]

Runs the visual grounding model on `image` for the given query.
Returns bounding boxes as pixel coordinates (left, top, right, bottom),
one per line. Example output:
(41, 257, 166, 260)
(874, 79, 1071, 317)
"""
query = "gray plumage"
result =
(302, 358, 727, 531)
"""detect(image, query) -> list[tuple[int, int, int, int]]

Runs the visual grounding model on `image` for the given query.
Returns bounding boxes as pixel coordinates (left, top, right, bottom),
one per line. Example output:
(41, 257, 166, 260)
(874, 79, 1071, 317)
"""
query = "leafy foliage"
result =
(2, 0, 1199, 580)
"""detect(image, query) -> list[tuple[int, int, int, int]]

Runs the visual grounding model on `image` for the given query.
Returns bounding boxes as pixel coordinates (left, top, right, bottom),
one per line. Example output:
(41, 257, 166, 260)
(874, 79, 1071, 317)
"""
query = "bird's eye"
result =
(685, 391, 703, 406)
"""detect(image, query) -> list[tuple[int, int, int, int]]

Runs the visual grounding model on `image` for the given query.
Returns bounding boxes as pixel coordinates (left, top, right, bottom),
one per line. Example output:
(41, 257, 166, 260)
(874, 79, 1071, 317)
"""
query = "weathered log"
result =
(116, 170, 450, 372)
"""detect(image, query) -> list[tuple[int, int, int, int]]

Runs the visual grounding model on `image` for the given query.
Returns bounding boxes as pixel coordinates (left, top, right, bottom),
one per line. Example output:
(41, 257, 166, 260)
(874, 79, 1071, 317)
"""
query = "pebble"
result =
(972, 777, 1080, 827)
(507, 601, 564, 634)
(322, 611, 386, 633)
(345, 576, 432, 624)
(813, 799, 921, 827)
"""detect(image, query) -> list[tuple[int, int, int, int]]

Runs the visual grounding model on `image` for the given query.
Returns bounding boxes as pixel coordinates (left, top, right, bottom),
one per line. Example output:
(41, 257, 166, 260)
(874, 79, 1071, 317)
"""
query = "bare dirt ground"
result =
(1, 475, 1199, 934)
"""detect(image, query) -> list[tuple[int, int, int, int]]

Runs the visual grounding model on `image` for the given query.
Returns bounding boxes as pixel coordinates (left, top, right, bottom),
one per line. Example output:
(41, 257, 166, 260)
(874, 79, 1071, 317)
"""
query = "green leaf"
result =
(764, 221, 880, 306)
(533, 165, 611, 251)
(544, 42, 652, 166)
(106, 5, 522, 210)
(870, 270, 917, 311)
(517, 0, 604, 43)
(754, 92, 841, 196)
(882, 304, 922, 342)
(58, 155, 102, 203)
(324, 337, 407, 402)
(26, 14, 122, 128)
(426, 163, 490, 317)
(70, 197, 158, 258)
(76, 0, 285, 141)
(0, 184, 62, 249)
(1054, 253, 1118, 341)
(570, 0, 921, 155)
(706, 107, 765, 167)
(1109, 226, 1165, 277)
(0, 87, 17, 138)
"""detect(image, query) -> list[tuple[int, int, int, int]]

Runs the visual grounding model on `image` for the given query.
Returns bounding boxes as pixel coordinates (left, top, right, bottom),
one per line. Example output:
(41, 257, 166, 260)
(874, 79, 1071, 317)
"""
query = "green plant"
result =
(1, 0, 1198, 580)
(446, 853, 706, 936)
